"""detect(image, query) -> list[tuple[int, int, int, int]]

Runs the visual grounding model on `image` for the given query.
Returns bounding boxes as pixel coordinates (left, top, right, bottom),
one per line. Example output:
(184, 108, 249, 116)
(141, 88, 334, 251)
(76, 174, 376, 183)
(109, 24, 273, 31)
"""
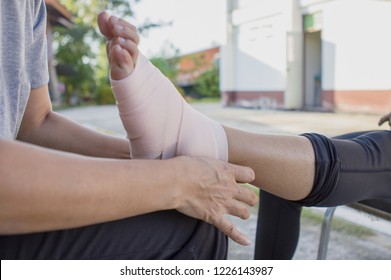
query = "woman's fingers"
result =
(232, 184, 259, 207)
(229, 162, 255, 184)
(225, 199, 251, 220)
(378, 112, 391, 127)
(211, 215, 252, 246)
(173, 157, 258, 246)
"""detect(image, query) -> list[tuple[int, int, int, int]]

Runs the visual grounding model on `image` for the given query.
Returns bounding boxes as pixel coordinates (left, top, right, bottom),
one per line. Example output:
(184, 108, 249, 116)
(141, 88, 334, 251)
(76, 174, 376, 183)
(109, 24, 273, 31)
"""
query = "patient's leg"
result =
(106, 23, 391, 205)
(108, 42, 318, 201)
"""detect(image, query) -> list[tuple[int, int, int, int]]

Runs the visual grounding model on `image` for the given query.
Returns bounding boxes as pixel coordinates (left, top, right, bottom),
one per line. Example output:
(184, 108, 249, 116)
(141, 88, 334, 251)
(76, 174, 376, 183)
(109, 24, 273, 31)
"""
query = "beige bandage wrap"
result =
(111, 53, 228, 161)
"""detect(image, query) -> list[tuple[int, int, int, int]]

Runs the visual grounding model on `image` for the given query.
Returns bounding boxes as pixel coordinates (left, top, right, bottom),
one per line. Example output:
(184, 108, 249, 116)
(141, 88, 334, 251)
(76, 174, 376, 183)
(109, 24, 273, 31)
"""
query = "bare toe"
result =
(110, 45, 134, 80)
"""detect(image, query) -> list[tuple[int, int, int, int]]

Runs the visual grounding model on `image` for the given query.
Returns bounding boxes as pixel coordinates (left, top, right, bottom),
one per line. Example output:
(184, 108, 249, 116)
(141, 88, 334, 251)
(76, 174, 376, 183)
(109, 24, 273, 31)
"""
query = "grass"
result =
(245, 186, 375, 239)
(187, 97, 221, 104)
(301, 207, 374, 238)
(246, 186, 374, 238)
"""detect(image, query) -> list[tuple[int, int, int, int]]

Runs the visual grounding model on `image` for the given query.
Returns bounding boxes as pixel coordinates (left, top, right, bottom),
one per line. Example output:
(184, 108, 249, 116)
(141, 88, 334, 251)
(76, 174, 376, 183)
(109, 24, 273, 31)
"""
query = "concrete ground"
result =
(59, 103, 391, 260)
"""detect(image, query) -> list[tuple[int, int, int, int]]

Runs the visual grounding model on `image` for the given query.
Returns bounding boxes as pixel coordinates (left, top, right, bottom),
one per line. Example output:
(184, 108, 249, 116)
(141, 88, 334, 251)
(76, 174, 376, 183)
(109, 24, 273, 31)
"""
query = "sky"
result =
(128, 0, 227, 58)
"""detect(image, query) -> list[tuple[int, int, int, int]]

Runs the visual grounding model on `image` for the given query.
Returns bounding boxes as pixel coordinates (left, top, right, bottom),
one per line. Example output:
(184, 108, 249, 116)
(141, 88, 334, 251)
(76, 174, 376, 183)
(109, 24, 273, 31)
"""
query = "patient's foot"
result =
(102, 15, 228, 160)
(98, 11, 138, 80)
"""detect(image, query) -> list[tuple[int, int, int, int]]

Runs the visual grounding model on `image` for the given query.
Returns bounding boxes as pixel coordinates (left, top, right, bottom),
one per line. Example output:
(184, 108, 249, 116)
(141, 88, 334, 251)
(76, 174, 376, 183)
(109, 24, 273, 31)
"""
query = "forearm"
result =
(0, 139, 176, 234)
(224, 126, 315, 201)
(17, 85, 130, 159)
(19, 110, 130, 159)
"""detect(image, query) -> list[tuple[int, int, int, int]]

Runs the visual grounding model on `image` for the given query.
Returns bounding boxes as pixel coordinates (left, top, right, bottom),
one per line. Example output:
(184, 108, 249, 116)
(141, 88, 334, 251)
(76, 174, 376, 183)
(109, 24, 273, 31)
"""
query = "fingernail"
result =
(247, 168, 255, 181)
(111, 16, 119, 23)
(243, 237, 252, 246)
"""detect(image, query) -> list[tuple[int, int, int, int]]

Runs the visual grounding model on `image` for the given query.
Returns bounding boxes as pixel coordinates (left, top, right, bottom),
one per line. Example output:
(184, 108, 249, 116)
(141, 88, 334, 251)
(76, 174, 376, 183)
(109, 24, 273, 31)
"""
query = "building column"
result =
(220, 0, 236, 106)
(284, 0, 303, 109)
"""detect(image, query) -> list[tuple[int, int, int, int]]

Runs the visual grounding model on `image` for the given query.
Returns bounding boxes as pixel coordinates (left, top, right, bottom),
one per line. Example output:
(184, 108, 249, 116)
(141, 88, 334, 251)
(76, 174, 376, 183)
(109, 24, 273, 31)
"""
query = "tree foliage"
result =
(149, 44, 185, 96)
(54, 0, 136, 105)
(195, 66, 220, 98)
(150, 57, 179, 83)
(150, 56, 186, 96)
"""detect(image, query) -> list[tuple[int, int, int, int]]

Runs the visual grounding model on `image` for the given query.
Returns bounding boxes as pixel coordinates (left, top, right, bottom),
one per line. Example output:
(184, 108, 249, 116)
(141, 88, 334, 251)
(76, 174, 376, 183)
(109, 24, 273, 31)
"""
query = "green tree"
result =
(149, 44, 185, 96)
(150, 56, 185, 96)
(195, 66, 220, 99)
(150, 57, 178, 83)
(54, 0, 136, 106)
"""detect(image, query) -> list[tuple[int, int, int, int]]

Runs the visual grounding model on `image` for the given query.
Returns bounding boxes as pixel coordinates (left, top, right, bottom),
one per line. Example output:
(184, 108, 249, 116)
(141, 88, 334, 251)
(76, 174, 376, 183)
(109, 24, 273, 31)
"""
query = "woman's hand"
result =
(171, 156, 258, 246)
(378, 112, 391, 128)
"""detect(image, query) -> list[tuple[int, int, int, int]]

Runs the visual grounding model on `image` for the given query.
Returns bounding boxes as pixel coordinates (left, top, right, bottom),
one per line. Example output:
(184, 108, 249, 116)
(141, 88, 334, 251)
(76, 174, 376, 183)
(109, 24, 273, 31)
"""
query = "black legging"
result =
(255, 130, 391, 259)
(0, 210, 227, 259)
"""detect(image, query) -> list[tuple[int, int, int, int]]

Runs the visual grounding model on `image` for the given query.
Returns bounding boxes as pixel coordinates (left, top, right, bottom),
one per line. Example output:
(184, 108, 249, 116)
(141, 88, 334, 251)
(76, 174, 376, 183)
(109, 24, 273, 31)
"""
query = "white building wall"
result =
(221, 0, 391, 110)
(322, 0, 391, 90)
(231, 0, 288, 91)
(234, 15, 286, 91)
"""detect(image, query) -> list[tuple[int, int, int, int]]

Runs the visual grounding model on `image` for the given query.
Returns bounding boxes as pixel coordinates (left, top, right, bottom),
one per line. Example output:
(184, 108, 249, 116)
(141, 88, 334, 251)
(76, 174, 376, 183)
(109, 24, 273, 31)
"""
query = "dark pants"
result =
(0, 210, 227, 259)
(255, 130, 391, 259)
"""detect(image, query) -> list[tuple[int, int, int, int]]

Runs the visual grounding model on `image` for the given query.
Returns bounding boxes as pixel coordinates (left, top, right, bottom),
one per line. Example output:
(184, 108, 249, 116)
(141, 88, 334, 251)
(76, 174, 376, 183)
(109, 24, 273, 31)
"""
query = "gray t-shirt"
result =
(0, 0, 49, 140)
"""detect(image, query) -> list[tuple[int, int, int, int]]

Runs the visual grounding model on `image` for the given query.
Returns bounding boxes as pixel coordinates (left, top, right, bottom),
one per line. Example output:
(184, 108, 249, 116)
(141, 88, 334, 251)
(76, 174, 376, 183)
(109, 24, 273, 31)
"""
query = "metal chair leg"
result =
(317, 207, 337, 259)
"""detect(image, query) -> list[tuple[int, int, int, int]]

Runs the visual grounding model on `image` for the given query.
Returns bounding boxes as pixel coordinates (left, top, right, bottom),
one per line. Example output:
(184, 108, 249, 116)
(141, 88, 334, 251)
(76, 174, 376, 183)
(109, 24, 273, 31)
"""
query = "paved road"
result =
(59, 103, 391, 260)
(59, 103, 383, 137)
